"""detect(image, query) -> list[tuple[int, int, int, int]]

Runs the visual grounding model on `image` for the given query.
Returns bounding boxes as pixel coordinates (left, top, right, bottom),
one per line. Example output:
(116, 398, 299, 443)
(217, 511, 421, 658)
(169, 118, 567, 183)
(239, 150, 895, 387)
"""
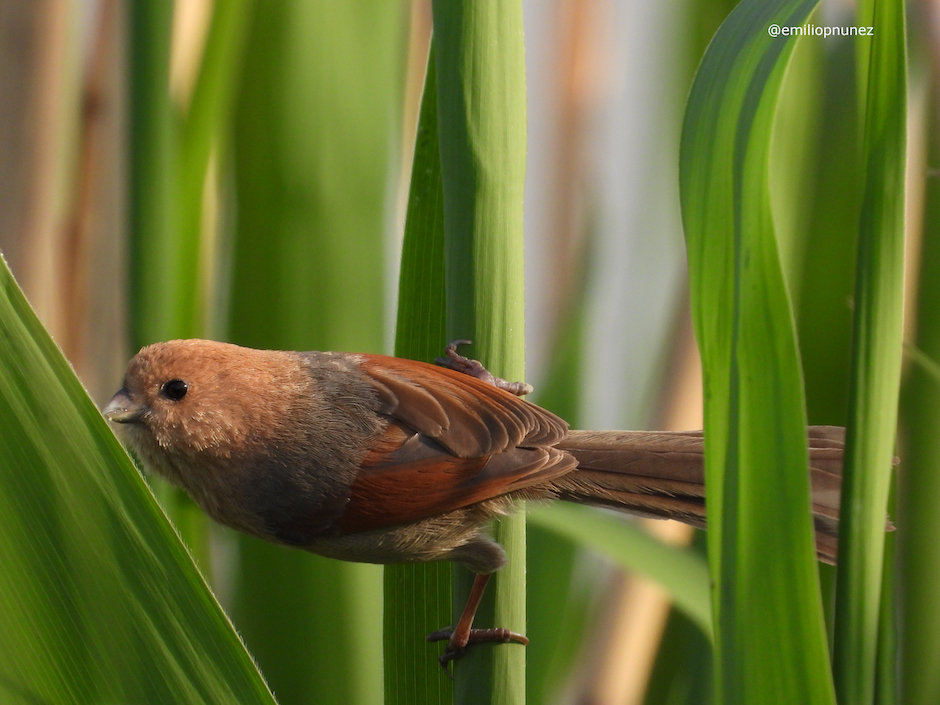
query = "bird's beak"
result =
(104, 388, 145, 424)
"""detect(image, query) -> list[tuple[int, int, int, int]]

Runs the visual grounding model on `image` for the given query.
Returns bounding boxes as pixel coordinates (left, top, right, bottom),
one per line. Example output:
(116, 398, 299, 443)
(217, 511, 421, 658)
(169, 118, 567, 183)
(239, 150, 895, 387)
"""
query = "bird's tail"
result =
(550, 426, 845, 564)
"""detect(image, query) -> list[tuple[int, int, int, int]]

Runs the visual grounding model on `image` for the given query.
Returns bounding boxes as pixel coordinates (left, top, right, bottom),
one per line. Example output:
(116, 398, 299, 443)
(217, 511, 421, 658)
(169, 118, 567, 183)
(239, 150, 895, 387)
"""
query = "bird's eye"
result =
(161, 379, 189, 401)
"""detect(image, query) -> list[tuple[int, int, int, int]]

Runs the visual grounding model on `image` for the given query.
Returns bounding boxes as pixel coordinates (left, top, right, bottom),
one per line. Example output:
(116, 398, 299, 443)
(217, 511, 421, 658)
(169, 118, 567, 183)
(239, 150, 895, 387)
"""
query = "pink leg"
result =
(427, 573, 529, 671)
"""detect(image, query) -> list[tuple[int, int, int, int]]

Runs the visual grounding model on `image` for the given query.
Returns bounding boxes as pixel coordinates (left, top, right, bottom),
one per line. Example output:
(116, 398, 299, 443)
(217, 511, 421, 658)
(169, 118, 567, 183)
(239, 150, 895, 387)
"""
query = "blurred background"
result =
(0, 0, 937, 703)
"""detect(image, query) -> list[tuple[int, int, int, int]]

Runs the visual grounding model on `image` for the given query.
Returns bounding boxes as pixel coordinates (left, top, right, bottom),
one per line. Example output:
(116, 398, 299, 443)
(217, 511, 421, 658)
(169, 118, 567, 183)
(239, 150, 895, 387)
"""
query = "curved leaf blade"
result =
(0, 255, 275, 704)
(832, 0, 907, 700)
(679, 2, 836, 702)
(529, 504, 711, 637)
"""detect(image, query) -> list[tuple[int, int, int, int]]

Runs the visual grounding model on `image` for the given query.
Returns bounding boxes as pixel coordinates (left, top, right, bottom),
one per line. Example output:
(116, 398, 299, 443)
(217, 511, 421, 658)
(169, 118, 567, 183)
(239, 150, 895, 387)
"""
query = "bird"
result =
(104, 338, 845, 666)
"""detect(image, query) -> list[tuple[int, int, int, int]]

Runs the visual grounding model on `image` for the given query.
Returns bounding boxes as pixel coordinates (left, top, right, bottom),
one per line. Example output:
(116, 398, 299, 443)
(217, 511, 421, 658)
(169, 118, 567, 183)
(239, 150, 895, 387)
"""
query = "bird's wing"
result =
(358, 354, 568, 456)
(330, 355, 576, 534)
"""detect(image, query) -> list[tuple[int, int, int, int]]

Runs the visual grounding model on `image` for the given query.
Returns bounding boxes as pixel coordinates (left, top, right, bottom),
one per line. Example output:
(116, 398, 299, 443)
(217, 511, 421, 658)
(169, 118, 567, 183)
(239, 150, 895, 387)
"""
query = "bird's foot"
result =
(436, 340, 533, 397)
(427, 625, 529, 676)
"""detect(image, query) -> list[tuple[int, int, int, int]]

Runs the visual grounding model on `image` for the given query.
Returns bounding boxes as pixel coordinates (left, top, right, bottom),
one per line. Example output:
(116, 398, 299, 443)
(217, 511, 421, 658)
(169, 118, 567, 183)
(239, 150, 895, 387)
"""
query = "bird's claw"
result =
(436, 340, 533, 396)
(427, 626, 460, 678)
(428, 625, 529, 676)
(426, 626, 455, 643)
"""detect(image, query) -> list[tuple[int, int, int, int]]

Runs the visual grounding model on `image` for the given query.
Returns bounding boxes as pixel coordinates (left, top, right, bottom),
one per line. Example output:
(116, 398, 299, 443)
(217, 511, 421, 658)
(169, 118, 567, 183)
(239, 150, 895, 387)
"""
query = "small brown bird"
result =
(104, 339, 844, 665)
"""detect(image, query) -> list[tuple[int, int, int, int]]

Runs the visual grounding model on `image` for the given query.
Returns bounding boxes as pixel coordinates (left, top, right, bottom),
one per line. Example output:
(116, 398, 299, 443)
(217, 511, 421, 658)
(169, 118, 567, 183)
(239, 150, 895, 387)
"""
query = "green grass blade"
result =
(679, 1, 837, 702)
(127, 0, 215, 575)
(164, 0, 253, 571)
(0, 255, 276, 704)
(875, 483, 898, 705)
(855, 0, 877, 135)
(175, 0, 253, 337)
(793, 37, 861, 429)
(127, 0, 179, 347)
(394, 45, 447, 363)
(899, 97, 940, 705)
(431, 1, 527, 700)
(529, 505, 711, 637)
(832, 0, 907, 701)
(385, 40, 454, 705)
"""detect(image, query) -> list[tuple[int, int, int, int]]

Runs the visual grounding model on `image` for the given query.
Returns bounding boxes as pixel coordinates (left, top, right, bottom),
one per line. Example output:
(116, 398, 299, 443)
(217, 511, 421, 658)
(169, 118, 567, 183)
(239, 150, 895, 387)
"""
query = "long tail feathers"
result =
(551, 426, 847, 564)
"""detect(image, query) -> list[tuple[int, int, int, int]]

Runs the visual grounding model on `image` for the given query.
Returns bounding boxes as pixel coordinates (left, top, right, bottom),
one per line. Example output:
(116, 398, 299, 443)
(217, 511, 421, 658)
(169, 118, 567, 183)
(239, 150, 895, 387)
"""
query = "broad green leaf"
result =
(227, 4, 405, 704)
(0, 255, 276, 704)
(680, 1, 836, 702)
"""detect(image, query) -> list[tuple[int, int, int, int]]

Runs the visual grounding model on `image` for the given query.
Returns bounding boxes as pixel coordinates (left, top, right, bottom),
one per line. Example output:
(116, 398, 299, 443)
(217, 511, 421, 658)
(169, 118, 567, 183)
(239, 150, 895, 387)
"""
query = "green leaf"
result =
(385, 40, 454, 705)
(529, 505, 711, 637)
(679, 1, 836, 702)
(431, 0, 528, 700)
(227, 4, 405, 703)
(0, 255, 276, 704)
(899, 98, 940, 705)
(175, 0, 253, 338)
(832, 0, 907, 701)
(792, 35, 860, 429)
(127, 0, 180, 347)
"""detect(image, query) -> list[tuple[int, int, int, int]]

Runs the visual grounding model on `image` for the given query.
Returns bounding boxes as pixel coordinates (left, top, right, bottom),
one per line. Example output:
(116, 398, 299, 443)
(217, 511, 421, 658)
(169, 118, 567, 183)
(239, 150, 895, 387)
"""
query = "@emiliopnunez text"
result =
(768, 23, 874, 38)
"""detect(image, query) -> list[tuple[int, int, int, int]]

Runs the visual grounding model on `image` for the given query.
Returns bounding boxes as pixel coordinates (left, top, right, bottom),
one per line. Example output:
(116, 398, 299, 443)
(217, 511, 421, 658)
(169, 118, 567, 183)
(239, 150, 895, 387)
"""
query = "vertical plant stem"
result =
(127, 0, 177, 348)
(431, 1, 528, 702)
